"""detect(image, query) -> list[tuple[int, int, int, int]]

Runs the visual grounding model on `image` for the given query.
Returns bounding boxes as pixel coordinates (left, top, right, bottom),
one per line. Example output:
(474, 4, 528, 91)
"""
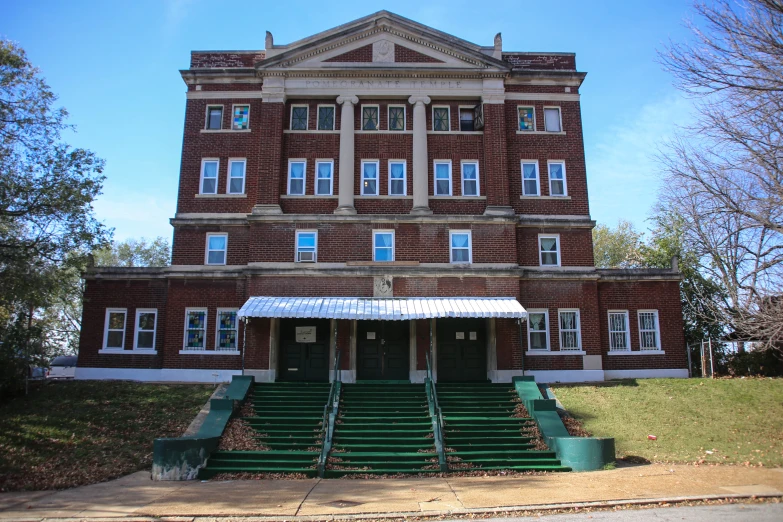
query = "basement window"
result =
(638, 310, 661, 350)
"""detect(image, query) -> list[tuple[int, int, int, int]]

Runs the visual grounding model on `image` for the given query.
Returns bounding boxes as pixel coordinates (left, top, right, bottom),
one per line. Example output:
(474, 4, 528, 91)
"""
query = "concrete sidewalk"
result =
(1, 464, 781, 520)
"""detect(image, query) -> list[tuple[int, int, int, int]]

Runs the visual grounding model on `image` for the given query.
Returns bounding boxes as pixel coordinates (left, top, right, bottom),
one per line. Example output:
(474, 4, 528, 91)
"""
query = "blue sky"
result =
(3, 0, 697, 242)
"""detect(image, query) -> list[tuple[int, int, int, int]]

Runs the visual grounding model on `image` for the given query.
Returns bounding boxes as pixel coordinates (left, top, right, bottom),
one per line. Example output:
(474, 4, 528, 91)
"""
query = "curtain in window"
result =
(529, 313, 548, 350)
(202, 161, 217, 194)
(316, 162, 332, 195)
(229, 161, 245, 194)
(523, 163, 538, 195)
(544, 108, 561, 132)
(435, 163, 450, 195)
(374, 233, 393, 261)
(390, 163, 405, 195)
(451, 233, 470, 262)
(462, 163, 477, 196)
(363, 163, 378, 194)
(549, 163, 565, 196)
(540, 237, 558, 265)
(289, 163, 305, 195)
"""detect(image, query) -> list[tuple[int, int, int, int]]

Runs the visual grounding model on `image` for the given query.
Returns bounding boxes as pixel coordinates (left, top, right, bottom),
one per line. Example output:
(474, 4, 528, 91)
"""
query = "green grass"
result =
(552, 378, 783, 467)
(0, 380, 214, 491)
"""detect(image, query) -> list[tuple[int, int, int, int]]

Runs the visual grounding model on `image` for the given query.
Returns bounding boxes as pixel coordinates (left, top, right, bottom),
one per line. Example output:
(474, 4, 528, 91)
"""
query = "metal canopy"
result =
(237, 297, 526, 321)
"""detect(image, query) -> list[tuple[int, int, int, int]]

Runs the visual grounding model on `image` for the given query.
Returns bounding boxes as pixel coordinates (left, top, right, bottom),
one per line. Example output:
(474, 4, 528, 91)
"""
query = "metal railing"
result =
(317, 350, 341, 477)
(425, 352, 448, 472)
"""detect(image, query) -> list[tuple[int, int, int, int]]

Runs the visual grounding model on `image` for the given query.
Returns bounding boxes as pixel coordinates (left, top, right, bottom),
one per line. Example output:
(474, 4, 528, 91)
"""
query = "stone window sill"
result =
(427, 130, 484, 135)
(99, 349, 158, 355)
(607, 350, 665, 355)
(179, 350, 241, 355)
(430, 196, 487, 200)
(200, 129, 251, 134)
(520, 195, 572, 200)
(283, 130, 340, 134)
(516, 130, 567, 135)
(356, 195, 413, 199)
(281, 195, 339, 199)
(195, 194, 247, 198)
(356, 130, 413, 134)
(526, 350, 586, 356)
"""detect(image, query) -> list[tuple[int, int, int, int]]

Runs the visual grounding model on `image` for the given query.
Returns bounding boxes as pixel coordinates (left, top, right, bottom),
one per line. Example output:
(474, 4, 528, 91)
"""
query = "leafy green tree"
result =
(592, 220, 644, 268)
(94, 237, 170, 267)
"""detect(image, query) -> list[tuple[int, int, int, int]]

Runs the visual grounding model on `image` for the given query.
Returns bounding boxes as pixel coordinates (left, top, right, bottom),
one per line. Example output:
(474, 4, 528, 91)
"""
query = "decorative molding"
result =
(187, 91, 263, 100)
(372, 40, 395, 63)
(506, 93, 581, 101)
(336, 94, 359, 105)
(408, 95, 431, 105)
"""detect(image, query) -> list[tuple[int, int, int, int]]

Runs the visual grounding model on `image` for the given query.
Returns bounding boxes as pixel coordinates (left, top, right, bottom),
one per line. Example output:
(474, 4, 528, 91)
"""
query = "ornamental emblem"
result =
(372, 40, 395, 63)
(373, 276, 393, 296)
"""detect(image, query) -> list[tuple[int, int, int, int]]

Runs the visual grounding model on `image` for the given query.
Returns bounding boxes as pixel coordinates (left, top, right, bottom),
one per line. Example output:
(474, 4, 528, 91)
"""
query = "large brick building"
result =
(76, 11, 688, 383)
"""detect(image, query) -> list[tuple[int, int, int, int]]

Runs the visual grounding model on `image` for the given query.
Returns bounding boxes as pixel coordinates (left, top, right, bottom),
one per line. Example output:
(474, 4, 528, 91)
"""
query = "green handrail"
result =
(317, 350, 341, 477)
(425, 353, 448, 472)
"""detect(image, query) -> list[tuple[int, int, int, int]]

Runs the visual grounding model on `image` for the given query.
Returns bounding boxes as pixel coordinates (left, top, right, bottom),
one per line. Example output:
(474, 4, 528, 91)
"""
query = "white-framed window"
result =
(558, 309, 581, 351)
(231, 104, 249, 130)
(373, 230, 395, 262)
(184, 308, 207, 350)
(103, 308, 127, 350)
(361, 105, 380, 131)
(295, 230, 317, 262)
(317, 104, 335, 131)
(548, 161, 567, 196)
(388, 105, 406, 131)
(449, 230, 472, 264)
(205, 233, 227, 265)
(608, 311, 631, 351)
(528, 309, 550, 351)
(544, 106, 562, 132)
(200, 158, 219, 194)
(521, 161, 540, 196)
(388, 160, 407, 196)
(638, 310, 661, 351)
(290, 104, 309, 130)
(315, 160, 334, 195)
(227, 158, 246, 194)
(459, 106, 475, 132)
(518, 106, 535, 131)
(461, 161, 479, 197)
(133, 309, 157, 350)
(432, 106, 450, 132)
(361, 160, 379, 195)
(434, 160, 452, 196)
(539, 234, 560, 267)
(205, 105, 223, 130)
(288, 159, 306, 195)
(216, 308, 239, 351)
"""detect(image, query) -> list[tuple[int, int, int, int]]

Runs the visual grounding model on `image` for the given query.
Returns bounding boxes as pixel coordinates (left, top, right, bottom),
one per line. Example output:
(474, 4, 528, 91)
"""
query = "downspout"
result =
(517, 318, 525, 376)
(241, 317, 248, 376)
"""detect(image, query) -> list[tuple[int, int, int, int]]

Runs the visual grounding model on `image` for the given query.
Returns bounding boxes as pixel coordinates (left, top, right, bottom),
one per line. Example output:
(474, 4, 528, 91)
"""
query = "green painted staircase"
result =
(438, 383, 571, 472)
(198, 382, 331, 478)
(326, 383, 440, 477)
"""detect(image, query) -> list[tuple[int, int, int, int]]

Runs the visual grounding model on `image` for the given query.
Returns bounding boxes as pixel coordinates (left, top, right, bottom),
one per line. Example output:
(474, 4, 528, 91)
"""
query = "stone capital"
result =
(408, 95, 431, 106)
(336, 95, 359, 106)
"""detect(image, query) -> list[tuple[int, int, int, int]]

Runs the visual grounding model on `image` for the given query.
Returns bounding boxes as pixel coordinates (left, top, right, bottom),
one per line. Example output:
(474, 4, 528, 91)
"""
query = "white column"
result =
(409, 95, 432, 215)
(334, 95, 359, 215)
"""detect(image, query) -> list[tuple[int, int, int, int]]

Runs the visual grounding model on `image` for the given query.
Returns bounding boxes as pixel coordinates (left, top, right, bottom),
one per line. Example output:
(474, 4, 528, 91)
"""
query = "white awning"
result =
(237, 297, 526, 321)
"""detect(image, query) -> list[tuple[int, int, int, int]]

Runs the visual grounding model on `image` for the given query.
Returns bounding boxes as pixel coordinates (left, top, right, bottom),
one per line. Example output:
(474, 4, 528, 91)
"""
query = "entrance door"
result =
(279, 319, 330, 382)
(437, 319, 487, 382)
(357, 321, 409, 380)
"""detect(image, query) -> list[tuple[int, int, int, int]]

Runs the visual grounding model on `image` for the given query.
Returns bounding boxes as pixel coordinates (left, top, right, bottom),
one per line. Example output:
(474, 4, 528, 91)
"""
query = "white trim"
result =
(244, 369, 276, 382)
(361, 160, 380, 196)
(295, 229, 318, 263)
(431, 105, 451, 132)
(517, 105, 536, 132)
(179, 350, 240, 355)
(547, 160, 568, 197)
(227, 158, 246, 195)
(315, 159, 334, 196)
(316, 104, 336, 131)
(205, 232, 228, 265)
(75, 367, 242, 383)
(543, 106, 564, 133)
(230, 103, 250, 131)
(433, 160, 452, 196)
(372, 229, 395, 262)
(558, 308, 582, 351)
(98, 349, 157, 355)
(388, 104, 406, 131)
(287, 159, 307, 195)
(204, 104, 223, 130)
(460, 160, 480, 197)
(607, 350, 666, 356)
(526, 350, 586, 356)
(199, 158, 219, 195)
(525, 370, 605, 383)
(638, 309, 662, 351)
(289, 104, 309, 130)
(360, 104, 380, 131)
(215, 308, 239, 352)
(521, 160, 540, 196)
(449, 229, 472, 264)
(388, 160, 407, 196)
(103, 308, 127, 350)
(538, 233, 561, 267)
(608, 310, 631, 352)
(527, 308, 550, 352)
(605, 369, 688, 380)
(183, 307, 208, 351)
(133, 309, 158, 351)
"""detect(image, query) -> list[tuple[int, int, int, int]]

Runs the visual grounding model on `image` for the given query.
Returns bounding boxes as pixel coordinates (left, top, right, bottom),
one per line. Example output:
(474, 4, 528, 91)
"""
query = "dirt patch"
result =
(210, 472, 312, 480)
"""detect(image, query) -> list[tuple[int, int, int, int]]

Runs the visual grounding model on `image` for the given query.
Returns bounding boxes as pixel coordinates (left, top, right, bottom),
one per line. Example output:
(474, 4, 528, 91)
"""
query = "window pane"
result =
(107, 331, 124, 348)
(138, 313, 155, 330)
(317, 106, 334, 130)
(529, 313, 547, 332)
(540, 237, 557, 252)
(530, 332, 548, 350)
(232, 105, 249, 130)
(390, 163, 404, 179)
(208, 236, 226, 251)
(218, 330, 237, 350)
(186, 329, 204, 349)
(207, 108, 222, 129)
(318, 162, 332, 179)
(315, 179, 329, 195)
(230, 161, 245, 178)
(462, 164, 476, 180)
(561, 331, 578, 350)
(290, 162, 304, 178)
(207, 250, 225, 264)
(459, 109, 474, 131)
(560, 312, 576, 330)
(551, 180, 565, 196)
(523, 179, 538, 195)
(390, 179, 404, 195)
(389, 107, 404, 130)
(219, 311, 237, 330)
(523, 163, 537, 179)
(298, 233, 316, 248)
(463, 180, 477, 196)
(137, 331, 154, 349)
(203, 162, 217, 178)
(544, 108, 561, 132)
(640, 312, 655, 330)
(451, 248, 469, 263)
(362, 107, 378, 130)
(451, 233, 469, 248)
(434, 108, 449, 131)
(549, 164, 563, 180)
(188, 311, 205, 329)
(108, 312, 125, 330)
(518, 107, 534, 131)
(291, 107, 308, 130)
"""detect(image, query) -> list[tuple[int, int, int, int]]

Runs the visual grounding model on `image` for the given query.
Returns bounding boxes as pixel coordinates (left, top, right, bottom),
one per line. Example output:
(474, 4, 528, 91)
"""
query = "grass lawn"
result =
(552, 378, 783, 467)
(0, 380, 214, 491)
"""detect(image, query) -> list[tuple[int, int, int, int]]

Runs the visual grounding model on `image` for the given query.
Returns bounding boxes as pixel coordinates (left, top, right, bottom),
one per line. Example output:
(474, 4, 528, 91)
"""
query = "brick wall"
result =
(517, 228, 594, 267)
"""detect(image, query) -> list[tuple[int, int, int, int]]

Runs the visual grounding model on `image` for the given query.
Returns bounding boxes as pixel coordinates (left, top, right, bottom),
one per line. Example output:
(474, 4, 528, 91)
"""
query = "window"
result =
(184, 309, 207, 350)
(539, 235, 560, 266)
(459, 107, 474, 131)
(205, 233, 227, 265)
(216, 309, 238, 351)
(317, 105, 335, 130)
(103, 309, 127, 349)
(433, 107, 450, 131)
(362, 105, 379, 131)
(518, 106, 535, 131)
(528, 310, 550, 351)
(134, 309, 157, 350)
(206, 106, 222, 130)
(361, 160, 379, 195)
(521, 161, 540, 196)
(609, 311, 631, 351)
(434, 161, 452, 196)
(638, 311, 661, 350)
(288, 160, 306, 195)
(200, 159, 219, 194)
(461, 161, 479, 197)
(544, 107, 562, 132)
(548, 161, 567, 196)
(388, 105, 405, 131)
(227, 159, 246, 194)
(450, 230, 472, 264)
(232, 105, 249, 130)
(296, 230, 317, 262)
(559, 310, 581, 351)
(373, 231, 395, 262)
(290, 105, 308, 130)
(315, 160, 333, 195)
(388, 161, 407, 196)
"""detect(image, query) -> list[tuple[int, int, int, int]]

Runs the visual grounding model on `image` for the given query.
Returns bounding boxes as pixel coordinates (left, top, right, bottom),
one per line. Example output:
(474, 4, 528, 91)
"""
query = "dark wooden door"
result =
(437, 319, 487, 382)
(357, 321, 410, 380)
(279, 319, 329, 382)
